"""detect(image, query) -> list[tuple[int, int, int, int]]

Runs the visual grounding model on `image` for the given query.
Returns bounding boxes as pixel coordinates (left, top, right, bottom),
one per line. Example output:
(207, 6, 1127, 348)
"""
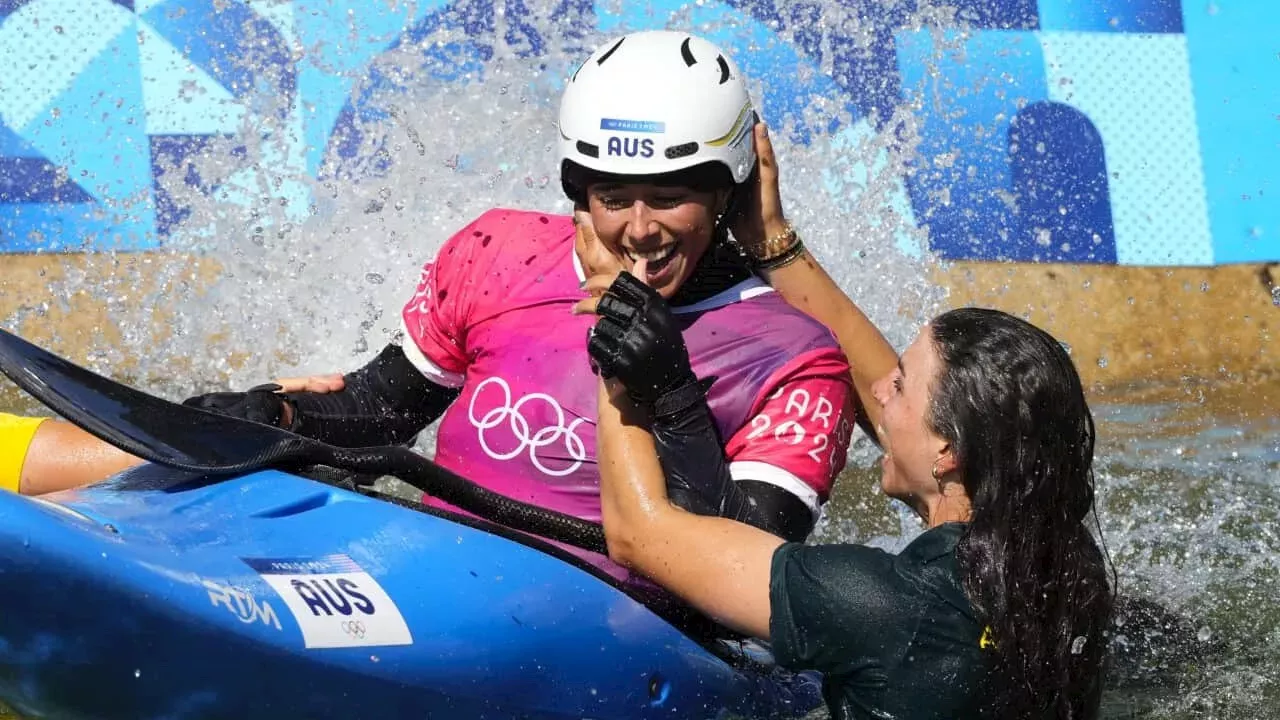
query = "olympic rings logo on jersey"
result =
(340, 621, 366, 639)
(467, 376, 588, 477)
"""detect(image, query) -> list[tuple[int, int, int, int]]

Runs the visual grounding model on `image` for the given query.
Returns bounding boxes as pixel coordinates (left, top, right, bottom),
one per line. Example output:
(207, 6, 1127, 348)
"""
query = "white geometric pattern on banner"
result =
(0, 0, 135, 131)
(138, 20, 245, 135)
(1040, 31, 1213, 266)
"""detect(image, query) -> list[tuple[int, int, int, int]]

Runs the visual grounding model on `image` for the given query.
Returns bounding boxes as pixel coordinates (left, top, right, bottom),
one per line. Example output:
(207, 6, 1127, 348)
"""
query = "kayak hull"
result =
(0, 465, 818, 719)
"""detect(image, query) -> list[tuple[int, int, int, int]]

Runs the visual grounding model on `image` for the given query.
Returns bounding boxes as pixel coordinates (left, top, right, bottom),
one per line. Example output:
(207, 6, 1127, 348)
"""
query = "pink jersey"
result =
(400, 209, 856, 578)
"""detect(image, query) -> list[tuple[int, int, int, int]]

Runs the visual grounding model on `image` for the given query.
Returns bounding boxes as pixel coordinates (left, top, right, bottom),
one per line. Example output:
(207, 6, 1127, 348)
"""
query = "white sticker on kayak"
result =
(242, 554, 413, 649)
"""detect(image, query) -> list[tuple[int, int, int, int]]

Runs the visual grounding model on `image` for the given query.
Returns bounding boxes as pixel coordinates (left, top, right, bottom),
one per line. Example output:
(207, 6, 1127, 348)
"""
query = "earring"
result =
(932, 459, 946, 493)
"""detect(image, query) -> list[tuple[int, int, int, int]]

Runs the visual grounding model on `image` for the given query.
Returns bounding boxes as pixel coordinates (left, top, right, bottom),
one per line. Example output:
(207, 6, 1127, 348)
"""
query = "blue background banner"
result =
(0, 0, 1276, 264)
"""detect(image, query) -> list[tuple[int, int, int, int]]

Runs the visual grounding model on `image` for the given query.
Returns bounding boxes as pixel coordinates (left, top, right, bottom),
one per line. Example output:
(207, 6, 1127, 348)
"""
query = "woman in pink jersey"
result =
(183, 31, 858, 575)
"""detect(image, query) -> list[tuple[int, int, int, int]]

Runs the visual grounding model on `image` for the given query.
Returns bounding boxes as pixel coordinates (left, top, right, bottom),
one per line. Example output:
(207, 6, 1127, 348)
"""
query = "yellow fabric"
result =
(0, 413, 49, 493)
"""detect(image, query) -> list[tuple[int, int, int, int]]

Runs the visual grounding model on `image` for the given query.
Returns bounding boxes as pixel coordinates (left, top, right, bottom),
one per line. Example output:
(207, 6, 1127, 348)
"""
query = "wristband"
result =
(754, 238, 807, 270)
(743, 222, 802, 267)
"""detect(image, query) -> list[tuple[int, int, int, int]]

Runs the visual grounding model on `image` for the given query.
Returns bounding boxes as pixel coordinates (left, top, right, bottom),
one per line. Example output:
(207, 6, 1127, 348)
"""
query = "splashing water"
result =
(4, 2, 1278, 718)
(136, 32, 942, 394)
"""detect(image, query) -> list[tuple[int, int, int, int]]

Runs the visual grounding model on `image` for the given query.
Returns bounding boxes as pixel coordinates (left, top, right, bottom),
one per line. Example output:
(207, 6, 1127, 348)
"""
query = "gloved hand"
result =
(586, 272, 703, 415)
(182, 383, 294, 429)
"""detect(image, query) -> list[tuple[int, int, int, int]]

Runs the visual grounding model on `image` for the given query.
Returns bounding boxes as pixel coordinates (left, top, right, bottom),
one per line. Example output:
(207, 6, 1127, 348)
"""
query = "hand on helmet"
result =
(729, 122, 791, 251)
(574, 260, 698, 412)
(182, 383, 294, 429)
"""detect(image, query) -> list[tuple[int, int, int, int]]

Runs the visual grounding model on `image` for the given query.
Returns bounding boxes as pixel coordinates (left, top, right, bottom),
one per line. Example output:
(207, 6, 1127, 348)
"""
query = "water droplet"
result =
(1200, 281, 1210, 292)
(365, 272, 385, 285)
(1097, 357, 1108, 369)
(1070, 636, 1087, 655)
(1271, 286, 1280, 307)
(1197, 626, 1212, 643)
(134, 669, 141, 678)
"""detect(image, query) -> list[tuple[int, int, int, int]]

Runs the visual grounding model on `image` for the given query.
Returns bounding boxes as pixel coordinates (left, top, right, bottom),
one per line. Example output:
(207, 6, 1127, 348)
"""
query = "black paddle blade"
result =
(0, 327, 315, 474)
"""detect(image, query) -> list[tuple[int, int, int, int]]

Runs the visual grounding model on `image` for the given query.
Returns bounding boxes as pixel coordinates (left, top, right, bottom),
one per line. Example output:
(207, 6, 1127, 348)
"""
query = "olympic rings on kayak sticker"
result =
(240, 554, 413, 650)
(341, 620, 367, 639)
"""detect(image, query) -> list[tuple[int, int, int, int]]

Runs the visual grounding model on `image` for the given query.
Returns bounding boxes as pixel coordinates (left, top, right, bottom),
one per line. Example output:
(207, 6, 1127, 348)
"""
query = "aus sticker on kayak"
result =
(240, 554, 413, 649)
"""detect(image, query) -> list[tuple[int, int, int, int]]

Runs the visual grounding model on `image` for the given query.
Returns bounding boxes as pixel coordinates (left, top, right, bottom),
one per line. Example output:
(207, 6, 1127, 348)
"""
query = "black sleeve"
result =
(651, 380, 815, 542)
(283, 343, 460, 447)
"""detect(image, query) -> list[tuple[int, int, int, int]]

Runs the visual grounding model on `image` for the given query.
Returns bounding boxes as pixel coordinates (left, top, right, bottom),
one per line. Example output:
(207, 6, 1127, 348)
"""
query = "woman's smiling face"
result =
(584, 181, 723, 298)
(871, 326, 950, 505)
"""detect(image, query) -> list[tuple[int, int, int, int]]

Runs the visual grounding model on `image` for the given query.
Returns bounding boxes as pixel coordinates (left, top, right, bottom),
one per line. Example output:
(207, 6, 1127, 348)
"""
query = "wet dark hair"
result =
(927, 307, 1114, 719)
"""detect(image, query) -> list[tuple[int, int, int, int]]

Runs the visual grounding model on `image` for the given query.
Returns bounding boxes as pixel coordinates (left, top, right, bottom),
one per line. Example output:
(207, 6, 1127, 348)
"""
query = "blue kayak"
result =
(0, 463, 820, 719)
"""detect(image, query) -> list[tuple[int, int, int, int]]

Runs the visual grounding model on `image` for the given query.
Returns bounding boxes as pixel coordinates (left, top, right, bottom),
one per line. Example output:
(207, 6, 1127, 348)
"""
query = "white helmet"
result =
(558, 30, 757, 200)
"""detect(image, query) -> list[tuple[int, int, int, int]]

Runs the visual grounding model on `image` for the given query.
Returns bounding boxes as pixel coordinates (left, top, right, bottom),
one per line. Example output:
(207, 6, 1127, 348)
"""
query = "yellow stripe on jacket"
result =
(0, 413, 50, 493)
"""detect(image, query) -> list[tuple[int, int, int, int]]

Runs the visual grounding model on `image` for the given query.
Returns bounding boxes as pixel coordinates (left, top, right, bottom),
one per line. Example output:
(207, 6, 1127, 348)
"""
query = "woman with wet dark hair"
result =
(575, 122, 1114, 718)
(929, 307, 1113, 717)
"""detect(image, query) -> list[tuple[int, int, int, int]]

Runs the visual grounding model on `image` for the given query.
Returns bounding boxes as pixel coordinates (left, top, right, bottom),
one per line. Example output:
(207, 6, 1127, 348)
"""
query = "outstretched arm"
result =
(733, 123, 899, 440)
(184, 343, 459, 448)
(279, 343, 459, 446)
(596, 378, 781, 640)
(758, 253, 895, 440)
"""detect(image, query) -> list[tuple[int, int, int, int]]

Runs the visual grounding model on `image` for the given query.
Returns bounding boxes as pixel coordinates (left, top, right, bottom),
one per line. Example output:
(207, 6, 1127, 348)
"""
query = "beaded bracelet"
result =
(747, 222, 797, 259)
(744, 222, 806, 270)
(754, 238, 807, 270)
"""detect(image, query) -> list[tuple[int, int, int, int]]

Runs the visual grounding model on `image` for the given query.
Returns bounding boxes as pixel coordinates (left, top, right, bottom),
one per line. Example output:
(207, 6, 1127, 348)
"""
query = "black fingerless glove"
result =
(182, 383, 294, 429)
(586, 272, 701, 414)
(587, 272, 815, 541)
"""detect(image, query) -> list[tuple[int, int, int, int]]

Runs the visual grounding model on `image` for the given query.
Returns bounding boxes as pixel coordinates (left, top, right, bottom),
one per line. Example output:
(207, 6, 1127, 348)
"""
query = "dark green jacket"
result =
(769, 523, 996, 719)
